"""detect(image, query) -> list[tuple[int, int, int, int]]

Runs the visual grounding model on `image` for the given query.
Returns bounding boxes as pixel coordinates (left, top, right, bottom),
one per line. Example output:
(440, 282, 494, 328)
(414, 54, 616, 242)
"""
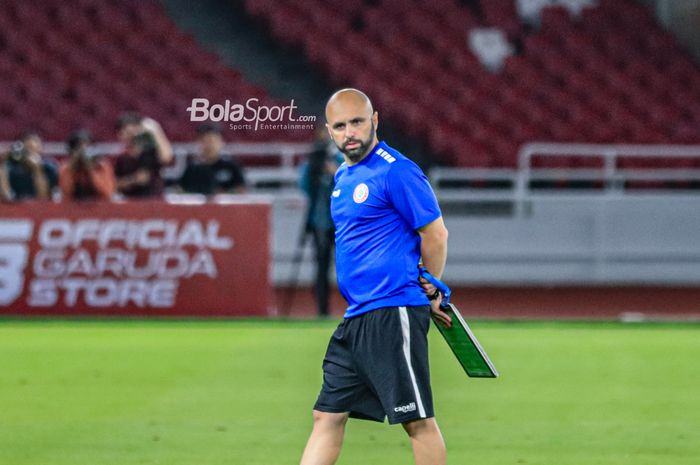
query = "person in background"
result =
(0, 130, 57, 201)
(59, 129, 116, 201)
(114, 112, 173, 198)
(299, 126, 343, 317)
(179, 123, 246, 195)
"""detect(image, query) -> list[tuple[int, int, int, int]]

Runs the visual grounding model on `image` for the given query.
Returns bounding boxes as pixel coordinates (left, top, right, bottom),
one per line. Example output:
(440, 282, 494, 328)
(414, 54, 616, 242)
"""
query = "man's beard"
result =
(339, 123, 375, 163)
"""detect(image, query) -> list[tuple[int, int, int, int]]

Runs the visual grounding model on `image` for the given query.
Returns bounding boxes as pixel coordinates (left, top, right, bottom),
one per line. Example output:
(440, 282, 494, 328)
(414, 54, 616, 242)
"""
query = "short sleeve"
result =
(386, 159, 441, 230)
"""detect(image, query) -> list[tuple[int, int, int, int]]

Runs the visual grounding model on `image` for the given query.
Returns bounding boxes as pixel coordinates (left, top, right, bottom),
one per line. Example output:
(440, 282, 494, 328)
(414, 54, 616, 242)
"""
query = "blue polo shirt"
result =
(331, 141, 442, 318)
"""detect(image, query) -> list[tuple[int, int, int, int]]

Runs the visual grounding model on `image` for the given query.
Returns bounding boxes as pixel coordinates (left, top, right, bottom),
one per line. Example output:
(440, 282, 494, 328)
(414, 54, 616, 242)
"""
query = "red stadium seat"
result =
(0, 0, 305, 142)
(3, 0, 699, 166)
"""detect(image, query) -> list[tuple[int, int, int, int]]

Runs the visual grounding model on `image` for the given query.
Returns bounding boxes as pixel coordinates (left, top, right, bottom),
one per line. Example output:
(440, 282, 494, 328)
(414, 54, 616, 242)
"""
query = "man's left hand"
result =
(429, 293, 452, 328)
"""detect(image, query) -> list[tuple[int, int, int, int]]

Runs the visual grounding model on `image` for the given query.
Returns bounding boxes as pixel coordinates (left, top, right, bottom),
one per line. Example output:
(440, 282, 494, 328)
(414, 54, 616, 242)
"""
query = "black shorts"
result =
(314, 305, 434, 425)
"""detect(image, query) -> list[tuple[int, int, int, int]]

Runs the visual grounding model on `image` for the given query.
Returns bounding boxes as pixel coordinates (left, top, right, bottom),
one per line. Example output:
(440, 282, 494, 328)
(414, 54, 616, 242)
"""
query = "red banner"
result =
(0, 200, 271, 317)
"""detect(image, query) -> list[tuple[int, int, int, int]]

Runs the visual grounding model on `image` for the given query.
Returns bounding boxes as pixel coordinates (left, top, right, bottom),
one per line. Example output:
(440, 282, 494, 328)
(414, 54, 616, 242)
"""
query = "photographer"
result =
(0, 130, 57, 201)
(179, 123, 247, 195)
(59, 130, 116, 201)
(114, 112, 173, 198)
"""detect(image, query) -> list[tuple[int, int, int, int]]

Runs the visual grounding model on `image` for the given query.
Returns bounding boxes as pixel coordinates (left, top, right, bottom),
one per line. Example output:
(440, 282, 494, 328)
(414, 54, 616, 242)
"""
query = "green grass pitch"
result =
(0, 319, 698, 465)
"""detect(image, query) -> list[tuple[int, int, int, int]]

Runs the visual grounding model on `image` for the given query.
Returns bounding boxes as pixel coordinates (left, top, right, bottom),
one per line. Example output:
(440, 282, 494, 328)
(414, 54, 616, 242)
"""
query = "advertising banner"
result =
(0, 201, 271, 317)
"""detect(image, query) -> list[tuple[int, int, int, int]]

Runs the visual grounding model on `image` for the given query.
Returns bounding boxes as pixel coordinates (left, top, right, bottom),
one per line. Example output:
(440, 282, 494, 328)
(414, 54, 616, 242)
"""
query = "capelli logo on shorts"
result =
(393, 402, 416, 413)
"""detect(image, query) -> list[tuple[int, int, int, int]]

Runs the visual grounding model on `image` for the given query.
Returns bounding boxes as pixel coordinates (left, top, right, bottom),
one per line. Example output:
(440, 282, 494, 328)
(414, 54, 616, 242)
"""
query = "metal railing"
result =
(6, 141, 700, 198)
(516, 142, 700, 194)
(431, 142, 700, 199)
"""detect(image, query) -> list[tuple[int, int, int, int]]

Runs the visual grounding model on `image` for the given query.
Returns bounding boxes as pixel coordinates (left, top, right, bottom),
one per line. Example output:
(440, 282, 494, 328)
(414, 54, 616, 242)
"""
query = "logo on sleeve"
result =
(352, 183, 369, 203)
(332, 189, 341, 198)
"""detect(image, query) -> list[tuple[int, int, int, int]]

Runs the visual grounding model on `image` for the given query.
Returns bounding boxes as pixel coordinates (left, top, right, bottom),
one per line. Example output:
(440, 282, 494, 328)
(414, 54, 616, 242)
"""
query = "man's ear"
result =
(372, 111, 379, 130)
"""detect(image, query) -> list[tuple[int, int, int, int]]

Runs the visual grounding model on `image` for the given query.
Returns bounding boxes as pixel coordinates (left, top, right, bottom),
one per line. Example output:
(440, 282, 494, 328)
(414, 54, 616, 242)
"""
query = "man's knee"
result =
(312, 410, 349, 430)
(402, 417, 440, 438)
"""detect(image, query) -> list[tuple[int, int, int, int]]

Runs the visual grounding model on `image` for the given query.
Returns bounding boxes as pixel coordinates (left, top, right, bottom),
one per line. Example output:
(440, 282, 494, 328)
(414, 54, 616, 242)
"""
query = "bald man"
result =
(299, 89, 450, 465)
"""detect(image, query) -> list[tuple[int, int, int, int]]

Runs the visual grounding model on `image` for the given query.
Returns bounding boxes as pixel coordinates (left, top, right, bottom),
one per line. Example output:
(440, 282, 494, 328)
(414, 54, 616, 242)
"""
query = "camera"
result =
(7, 141, 28, 162)
(131, 130, 156, 151)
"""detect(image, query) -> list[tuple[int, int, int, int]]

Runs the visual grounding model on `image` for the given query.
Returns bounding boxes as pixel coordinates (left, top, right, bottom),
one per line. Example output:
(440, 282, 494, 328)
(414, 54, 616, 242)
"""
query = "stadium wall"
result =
(273, 194, 700, 286)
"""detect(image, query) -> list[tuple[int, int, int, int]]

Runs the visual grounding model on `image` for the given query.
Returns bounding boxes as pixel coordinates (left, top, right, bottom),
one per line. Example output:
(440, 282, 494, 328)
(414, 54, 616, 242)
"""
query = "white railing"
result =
(516, 142, 700, 194)
(431, 143, 700, 204)
(6, 141, 700, 198)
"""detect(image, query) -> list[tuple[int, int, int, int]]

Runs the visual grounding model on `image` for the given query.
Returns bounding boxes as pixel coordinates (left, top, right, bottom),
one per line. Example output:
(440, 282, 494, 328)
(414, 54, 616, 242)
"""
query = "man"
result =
(1, 130, 57, 201)
(59, 129, 116, 201)
(114, 112, 173, 198)
(298, 127, 343, 317)
(179, 123, 246, 195)
(299, 89, 451, 465)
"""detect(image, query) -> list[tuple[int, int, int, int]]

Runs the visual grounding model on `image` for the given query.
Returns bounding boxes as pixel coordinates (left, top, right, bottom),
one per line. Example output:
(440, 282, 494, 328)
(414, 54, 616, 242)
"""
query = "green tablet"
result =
(433, 303, 498, 378)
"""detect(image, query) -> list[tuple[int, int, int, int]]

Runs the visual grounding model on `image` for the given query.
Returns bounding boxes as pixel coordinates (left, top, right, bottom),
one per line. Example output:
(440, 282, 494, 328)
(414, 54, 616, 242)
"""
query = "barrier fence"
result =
(0, 200, 271, 317)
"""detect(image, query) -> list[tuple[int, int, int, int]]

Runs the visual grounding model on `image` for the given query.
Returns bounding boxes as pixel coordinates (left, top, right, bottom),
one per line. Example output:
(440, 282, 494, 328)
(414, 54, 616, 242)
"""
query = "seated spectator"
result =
(0, 130, 57, 201)
(114, 112, 173, 198)
(59, 130, 116, 201)
(179, 123, 246, 195)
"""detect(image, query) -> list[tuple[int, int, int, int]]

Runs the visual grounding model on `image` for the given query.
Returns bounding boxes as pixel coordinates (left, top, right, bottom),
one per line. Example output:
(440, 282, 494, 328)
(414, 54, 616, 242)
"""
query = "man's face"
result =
(126, 139, 143, 157)
(23, 135, 42, 155)
(118, 123, 141, 143)
(71, 140, 89, 157)
(326, 107, 378, 163)
(200, 132, 223, 158)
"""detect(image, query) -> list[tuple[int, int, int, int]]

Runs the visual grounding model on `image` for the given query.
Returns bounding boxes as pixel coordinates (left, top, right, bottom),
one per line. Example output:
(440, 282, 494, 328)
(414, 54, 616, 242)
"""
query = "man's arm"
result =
(418, 216, 451, 327)
(58, 164, 74, 200)
(0, 160, 11, 201)
(418, 216, 448, 278)
(116, 169, 151, 191)
(26, 156, 50, 200)
(141, 118, 173, 165)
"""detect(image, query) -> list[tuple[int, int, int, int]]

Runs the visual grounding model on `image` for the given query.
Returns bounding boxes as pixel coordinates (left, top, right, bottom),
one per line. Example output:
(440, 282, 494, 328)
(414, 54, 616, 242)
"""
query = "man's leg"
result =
(299, 410, 349, 465)
(402, 418, 446, 465)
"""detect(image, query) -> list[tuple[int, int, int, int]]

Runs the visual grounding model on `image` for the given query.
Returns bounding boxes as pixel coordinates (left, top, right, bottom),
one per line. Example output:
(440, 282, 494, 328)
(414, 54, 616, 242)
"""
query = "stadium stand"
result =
(240, 0, 700, 168)
(0, 0, 308, 143)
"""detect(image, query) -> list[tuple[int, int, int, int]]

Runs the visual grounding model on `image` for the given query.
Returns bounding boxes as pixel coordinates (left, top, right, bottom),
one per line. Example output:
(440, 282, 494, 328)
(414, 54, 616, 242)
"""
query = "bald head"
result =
(325, 88, 374, 122)
(325, 88, 379, 164)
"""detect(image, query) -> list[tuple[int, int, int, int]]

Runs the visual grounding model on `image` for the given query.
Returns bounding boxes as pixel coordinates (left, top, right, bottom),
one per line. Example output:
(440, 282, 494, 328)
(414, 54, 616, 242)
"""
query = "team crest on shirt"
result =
(353, 183, 369, 203)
